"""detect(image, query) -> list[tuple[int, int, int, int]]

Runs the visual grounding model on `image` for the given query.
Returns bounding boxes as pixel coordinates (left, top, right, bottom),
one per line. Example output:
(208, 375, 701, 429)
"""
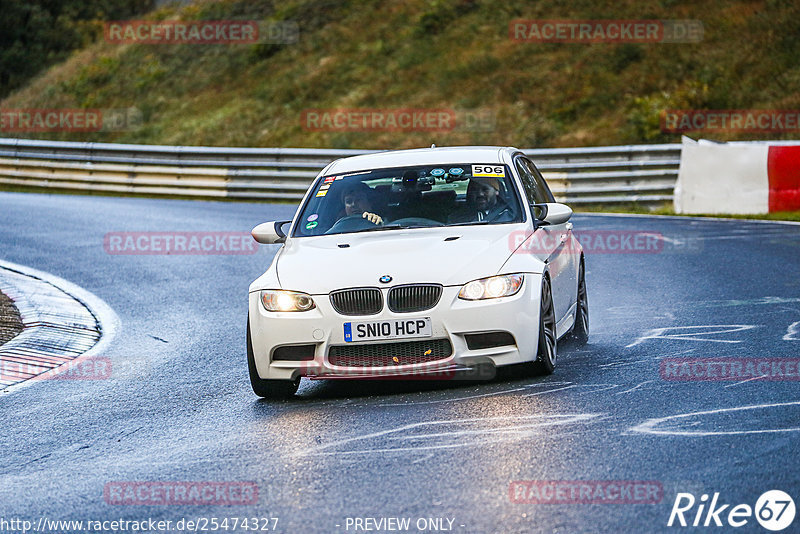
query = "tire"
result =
(566, 257, 589, 346)
(531, 275, 557, 375)
(247, 315, 299, 399)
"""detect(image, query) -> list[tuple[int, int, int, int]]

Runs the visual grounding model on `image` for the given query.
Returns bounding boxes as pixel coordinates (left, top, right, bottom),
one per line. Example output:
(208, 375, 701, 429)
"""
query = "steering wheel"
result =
(390, 217, 445, 227)
(482, 201, 515, 223)
(325, 214, 381, 234)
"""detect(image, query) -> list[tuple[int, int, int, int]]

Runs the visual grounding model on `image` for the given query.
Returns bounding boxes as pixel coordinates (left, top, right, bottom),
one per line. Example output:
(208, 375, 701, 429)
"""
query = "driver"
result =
(448, 177, 511, 223)
(339, 182, 383, 225)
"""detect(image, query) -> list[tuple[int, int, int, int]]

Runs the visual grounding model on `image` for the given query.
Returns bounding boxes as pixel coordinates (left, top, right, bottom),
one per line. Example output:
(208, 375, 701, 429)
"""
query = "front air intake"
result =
(329, 287, 383, 316)
(328, 339, 453, 367)
(464, 331, 516, 350)
(387, 284, 443, 313)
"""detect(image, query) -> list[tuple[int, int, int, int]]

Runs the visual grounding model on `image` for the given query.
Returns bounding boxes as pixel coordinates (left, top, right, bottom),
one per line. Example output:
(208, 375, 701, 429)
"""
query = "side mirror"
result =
(532, 203, 572, 226)
(252, 221, 290, 244)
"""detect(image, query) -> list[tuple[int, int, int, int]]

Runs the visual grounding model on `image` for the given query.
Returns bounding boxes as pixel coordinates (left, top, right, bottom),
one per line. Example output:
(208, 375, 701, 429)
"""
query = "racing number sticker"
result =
(472, 164, 505, 177)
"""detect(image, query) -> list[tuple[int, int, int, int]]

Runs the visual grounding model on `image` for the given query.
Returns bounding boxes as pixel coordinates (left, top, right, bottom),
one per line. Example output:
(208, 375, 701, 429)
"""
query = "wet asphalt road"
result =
(0, 191, 799, 533)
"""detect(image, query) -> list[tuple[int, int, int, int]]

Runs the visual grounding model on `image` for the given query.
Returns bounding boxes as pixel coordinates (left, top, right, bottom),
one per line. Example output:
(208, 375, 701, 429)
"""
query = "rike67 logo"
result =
(668, 490, 795, 531)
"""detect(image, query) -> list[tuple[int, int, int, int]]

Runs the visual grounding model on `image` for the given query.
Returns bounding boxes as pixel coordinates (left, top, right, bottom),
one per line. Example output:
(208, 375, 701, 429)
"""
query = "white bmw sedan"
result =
(247, 146, 588, 398)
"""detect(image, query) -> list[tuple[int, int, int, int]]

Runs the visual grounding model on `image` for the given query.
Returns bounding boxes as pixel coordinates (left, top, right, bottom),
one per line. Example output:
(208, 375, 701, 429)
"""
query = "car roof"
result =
(324, 146, 521, 175)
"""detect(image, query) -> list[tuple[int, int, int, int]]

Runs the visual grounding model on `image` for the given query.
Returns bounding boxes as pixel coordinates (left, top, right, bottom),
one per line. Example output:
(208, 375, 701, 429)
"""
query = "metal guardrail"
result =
(0, 138, 680, 205)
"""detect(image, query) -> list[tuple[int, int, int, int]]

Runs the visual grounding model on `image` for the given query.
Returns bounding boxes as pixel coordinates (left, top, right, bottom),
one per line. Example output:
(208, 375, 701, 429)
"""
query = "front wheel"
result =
(531, 276, 557, 375)
(247, 316, 299, 399)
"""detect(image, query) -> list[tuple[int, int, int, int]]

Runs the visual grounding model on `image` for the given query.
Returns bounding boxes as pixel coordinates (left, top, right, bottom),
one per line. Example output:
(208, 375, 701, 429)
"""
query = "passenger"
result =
(447, 177, 512, 223)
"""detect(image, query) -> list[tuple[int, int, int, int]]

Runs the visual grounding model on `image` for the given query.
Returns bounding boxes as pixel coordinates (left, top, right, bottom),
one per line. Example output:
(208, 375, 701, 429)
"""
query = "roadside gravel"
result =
(0, 290, 23, 345)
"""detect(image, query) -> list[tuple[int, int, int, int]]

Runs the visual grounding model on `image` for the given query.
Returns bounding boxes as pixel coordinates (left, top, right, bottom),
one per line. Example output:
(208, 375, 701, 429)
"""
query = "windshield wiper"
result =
(349, 223, 442, 234)
(448, 220, 489, 226)
(350, 224, 407, 233)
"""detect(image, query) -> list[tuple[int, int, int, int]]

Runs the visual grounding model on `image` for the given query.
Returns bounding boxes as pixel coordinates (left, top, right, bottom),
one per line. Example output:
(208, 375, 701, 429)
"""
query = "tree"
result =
(0, 0, 155, 98)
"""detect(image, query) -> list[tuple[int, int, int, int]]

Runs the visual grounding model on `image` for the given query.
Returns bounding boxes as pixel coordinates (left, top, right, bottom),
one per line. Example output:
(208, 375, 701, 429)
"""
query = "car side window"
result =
(514, 157, 538, 205)
(522, 158, 555, 203)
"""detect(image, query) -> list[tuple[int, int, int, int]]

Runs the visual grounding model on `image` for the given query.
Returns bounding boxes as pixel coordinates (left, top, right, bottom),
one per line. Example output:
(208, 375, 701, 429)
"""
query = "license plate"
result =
(344, 317, 432, 342)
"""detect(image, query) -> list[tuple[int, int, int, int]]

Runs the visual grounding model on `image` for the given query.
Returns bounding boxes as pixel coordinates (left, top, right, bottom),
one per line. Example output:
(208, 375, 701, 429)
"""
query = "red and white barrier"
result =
(675, 137, 800, 214)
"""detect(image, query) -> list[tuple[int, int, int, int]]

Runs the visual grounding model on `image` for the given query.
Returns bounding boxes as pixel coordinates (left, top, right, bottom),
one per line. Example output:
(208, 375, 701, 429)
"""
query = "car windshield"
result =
(292, 163, 524, 237)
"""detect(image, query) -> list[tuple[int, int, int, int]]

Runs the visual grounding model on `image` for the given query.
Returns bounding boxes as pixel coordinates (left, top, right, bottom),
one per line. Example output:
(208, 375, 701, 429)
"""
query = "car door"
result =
(526, 157, 580, 325)
(514, 156, 574, 325)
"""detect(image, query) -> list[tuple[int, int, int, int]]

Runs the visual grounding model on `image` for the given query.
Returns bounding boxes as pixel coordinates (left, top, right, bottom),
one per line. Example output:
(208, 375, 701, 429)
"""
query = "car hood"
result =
(273, 224, 529, 294)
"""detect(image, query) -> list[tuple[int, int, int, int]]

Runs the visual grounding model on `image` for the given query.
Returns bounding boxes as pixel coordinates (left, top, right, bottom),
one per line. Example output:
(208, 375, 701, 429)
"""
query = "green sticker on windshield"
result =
(305, 221, 318, 230)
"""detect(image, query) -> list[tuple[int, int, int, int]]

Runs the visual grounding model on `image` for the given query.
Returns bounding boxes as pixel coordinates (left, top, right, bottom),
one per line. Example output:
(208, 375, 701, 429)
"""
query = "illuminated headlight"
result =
(458, 274, 523, 300)
(260, 290, 316, 312)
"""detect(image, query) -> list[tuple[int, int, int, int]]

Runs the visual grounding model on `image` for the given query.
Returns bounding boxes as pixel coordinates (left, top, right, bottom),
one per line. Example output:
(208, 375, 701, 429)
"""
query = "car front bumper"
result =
(248, 274, 543, 381)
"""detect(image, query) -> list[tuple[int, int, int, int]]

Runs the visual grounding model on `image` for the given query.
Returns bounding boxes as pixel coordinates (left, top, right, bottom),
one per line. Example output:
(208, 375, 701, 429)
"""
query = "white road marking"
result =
(375, 381, 574, 406)
(608, 297, 800, 317)
(522, 384, 577, 396)
(295, 413, 602, 456)
(630, 401, 800, 436)
(784, 321, 800, 341)
(598, 359, 652, 369)
(723, 375, 769, 388)
(539, 383, 619, 395)
(600, 349, 695, 370)
(375, 386, 527, 406)
(653, 235, 682, 244)
(626, 325, 758, 348)
(615, 380, 656, 395)
(386, 421, 582, 441)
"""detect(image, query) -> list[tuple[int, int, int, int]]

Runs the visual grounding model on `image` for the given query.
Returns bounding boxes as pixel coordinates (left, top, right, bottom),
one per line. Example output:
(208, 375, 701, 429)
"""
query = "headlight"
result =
(458, 274, 523, 300)
(260, 290, 316, 312)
